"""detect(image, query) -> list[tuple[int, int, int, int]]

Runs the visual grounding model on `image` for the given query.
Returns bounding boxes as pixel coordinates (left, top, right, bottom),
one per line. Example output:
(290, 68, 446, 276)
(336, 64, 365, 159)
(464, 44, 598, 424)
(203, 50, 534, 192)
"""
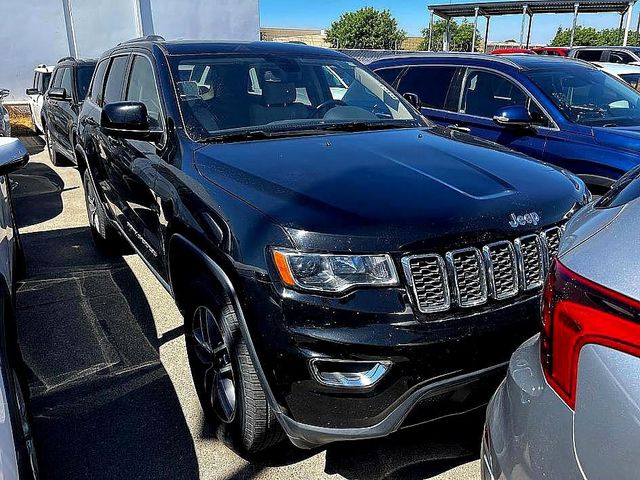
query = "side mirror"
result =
(403, 92, 421, 109)
(0, 138, 29, 176)
(493, 105, 534, 128)
(48, 87, 68, 101)
(100, 102, 161, 141)
(26, 88, 39, 96)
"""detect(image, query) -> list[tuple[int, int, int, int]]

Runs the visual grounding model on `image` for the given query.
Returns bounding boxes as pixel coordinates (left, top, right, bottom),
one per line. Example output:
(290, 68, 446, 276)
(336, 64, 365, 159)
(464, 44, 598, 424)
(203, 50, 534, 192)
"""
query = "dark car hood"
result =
(194, 127, 584, 251)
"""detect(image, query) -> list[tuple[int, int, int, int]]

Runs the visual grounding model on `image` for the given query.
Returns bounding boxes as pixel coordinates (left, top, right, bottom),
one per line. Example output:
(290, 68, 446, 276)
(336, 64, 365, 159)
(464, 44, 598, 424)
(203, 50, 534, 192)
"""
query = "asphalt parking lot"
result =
(11, 133, 482, 480)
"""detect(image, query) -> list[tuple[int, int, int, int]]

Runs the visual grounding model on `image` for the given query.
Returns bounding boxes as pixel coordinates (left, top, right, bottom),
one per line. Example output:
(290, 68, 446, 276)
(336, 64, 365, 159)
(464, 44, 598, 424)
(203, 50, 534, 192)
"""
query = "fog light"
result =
(309, 359, 391, 388)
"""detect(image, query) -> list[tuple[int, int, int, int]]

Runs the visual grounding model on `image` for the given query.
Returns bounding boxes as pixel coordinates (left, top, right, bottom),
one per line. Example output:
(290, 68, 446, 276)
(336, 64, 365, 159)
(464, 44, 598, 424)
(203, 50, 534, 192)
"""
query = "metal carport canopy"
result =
(427, 0, 636, 51)
(429, 0, 632, 18)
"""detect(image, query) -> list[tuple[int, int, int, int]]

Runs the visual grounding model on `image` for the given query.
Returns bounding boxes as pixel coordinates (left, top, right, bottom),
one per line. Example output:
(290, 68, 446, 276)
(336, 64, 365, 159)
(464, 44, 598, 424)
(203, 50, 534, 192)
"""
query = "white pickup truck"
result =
(25, 65, 54, 133)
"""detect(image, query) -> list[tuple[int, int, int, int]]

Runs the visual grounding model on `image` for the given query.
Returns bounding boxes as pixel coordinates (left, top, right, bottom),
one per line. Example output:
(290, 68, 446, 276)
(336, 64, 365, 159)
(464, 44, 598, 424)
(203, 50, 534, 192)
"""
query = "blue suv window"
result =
(526, 64, 640, 127)
(376, 67, 403, 86)
(397, 66, 458, 110)
(461, 70, 528, 118)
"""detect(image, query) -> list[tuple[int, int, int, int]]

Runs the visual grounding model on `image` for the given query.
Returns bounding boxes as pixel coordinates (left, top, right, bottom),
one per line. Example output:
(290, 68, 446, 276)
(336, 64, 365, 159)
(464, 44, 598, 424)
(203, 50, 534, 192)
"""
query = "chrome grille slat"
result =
(541, 227, 562, 270)
(401, 254, 450, 313)
(515, 235, 545, 291)
(483, 241, 519, 300)
(447, 248, 487, 307)
(403, 225, 564, 314)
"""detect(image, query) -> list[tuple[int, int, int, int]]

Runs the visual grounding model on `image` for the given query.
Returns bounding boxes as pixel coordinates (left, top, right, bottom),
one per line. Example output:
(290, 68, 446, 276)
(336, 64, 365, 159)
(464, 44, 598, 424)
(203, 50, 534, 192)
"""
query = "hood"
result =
(593, 124, 640, 153)
(194, 127, 585, 251)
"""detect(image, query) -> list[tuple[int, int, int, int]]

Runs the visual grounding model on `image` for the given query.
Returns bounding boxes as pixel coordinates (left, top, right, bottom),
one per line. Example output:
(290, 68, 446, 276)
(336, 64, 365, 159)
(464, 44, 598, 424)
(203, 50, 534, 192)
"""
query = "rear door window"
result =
(576, 50, 604, 61)
(102, 56, 129, 105)
(396, 66, 458, 110)
(609, 51, 635, 64)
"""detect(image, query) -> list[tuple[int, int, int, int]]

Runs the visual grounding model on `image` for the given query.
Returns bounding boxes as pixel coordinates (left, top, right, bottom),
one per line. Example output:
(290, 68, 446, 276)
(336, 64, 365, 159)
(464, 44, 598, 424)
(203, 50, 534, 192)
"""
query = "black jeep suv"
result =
(76, 38, 590, 453)
(43, 57, 96, 166)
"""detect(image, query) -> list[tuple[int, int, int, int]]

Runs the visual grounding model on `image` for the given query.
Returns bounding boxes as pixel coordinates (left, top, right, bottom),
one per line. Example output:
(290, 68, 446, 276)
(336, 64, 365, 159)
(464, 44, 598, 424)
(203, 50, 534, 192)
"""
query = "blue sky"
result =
(260, 0, 637, 45)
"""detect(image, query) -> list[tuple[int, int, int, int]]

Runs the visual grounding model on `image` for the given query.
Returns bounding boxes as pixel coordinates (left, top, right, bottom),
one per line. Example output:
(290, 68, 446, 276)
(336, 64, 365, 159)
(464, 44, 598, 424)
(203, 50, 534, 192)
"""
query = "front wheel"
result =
(184, 282, 284, 454)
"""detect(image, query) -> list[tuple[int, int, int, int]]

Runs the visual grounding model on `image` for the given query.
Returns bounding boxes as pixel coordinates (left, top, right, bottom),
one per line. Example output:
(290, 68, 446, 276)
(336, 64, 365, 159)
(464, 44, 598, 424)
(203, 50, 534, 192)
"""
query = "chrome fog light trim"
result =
(309, 359, 391, 388)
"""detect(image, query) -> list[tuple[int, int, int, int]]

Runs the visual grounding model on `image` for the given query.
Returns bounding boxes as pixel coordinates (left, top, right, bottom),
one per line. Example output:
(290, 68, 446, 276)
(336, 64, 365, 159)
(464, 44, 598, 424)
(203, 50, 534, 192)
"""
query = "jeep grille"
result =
(402, 226, 563, 314)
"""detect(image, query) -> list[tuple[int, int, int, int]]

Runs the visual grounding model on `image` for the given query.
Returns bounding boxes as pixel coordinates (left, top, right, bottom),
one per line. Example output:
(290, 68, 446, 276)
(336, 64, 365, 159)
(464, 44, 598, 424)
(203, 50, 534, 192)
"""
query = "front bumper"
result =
(482, 335, 581, 480)
(240, 275, 542, 448)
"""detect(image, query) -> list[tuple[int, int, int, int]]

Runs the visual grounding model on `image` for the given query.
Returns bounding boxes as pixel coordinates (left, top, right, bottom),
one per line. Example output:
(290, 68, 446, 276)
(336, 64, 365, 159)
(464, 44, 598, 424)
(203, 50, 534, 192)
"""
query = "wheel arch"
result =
(167, 233, 286, 418)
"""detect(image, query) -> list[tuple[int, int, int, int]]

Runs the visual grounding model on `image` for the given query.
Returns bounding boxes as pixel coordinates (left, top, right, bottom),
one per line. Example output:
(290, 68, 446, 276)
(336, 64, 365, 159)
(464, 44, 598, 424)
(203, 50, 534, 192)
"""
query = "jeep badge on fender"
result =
(509, 212, 540, 228)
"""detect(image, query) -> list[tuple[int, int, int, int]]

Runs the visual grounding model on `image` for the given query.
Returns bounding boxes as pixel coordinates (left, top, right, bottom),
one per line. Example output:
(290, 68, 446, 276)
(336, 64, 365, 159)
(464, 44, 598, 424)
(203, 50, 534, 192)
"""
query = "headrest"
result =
(177, 81, 200, 100)
(262, 81, 296, 105)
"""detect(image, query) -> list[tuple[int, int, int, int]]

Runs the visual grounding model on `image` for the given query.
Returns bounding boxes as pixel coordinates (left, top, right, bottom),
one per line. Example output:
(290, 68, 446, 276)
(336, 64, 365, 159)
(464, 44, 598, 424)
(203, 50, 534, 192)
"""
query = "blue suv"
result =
(371, 54, 640, 194)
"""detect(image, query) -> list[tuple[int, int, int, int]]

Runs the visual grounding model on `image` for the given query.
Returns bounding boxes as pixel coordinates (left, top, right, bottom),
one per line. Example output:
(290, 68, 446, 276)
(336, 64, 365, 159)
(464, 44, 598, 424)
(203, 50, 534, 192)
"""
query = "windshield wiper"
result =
(205, 129, 323, 144)
(316, 121, 419, 132)
(203, 121, 420, 143)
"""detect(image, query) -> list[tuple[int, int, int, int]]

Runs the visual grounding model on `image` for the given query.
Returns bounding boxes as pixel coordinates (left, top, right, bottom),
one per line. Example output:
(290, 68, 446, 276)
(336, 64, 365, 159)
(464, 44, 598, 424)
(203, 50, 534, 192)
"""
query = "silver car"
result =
(482, 168, 640, 480)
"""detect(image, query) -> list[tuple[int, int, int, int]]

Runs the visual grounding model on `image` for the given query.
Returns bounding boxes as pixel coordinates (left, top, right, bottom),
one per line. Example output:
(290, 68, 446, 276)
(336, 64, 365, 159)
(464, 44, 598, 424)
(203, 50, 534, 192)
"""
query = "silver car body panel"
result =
(483, 194, 640, 480)
(575, 344, 640, 480)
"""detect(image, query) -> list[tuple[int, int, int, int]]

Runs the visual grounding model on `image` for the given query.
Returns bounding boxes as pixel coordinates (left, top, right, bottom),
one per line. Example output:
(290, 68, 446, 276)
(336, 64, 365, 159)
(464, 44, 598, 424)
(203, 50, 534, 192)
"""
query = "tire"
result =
(10, 368, 39, 479)
(184, 281, 284, 454)
(44, 125, 63, 167)
(82, 169, 122, 252)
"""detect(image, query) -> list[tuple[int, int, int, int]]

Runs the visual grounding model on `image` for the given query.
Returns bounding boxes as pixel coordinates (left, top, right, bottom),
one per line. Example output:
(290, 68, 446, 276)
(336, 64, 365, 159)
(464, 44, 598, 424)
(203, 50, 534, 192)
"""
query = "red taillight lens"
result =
(541, 260, 640, 409)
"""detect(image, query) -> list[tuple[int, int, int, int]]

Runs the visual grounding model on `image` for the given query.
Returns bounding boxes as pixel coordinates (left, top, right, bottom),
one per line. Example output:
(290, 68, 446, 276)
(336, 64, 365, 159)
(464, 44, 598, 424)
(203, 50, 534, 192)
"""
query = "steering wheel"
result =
(313, 99, 347, 118)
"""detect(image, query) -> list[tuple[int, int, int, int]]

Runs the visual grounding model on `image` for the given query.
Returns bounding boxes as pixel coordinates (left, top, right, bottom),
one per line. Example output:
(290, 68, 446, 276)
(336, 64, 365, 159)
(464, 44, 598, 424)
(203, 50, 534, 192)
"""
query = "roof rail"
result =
(119, 35, 166, 45)
(373, 52, 523, 69)
(57, 56, 76, 63)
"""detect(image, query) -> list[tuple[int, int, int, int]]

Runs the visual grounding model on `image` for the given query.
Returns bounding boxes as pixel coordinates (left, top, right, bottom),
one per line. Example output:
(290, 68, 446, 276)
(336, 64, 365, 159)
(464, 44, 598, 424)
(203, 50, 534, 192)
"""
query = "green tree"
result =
(420, 19, 482, 52)
(326, 7, 406, 49)
(550, 25, 640, 46)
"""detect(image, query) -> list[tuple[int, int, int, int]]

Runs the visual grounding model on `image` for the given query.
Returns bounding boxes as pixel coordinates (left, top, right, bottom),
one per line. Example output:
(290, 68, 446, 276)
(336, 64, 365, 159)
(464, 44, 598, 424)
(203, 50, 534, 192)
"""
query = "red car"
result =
(532, 47, 570, 57)
(491, 48, 535, 55)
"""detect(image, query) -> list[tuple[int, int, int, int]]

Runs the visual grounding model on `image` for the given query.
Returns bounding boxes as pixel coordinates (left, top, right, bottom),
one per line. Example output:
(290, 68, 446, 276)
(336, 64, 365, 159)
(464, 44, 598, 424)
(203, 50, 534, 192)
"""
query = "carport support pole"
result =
(526, 12, 534, 48)
(570, 3, 579, 48)
(472, 7, 480, 52)
(428, 12, 435, 51)
(484, 16, 491, 53)
(519, 5, 528, 47)
(623, 2, 634, 46)
(444, 18, 451, 51)
(618, 12, 625, 44)
(61, 0, 78, 58)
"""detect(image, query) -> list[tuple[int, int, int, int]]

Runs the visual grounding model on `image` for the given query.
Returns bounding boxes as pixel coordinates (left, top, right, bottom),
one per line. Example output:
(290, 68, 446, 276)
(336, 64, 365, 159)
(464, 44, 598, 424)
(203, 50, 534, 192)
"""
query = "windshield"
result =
(76, 64, 96, 100)
(169, 54, 421, 141)
(526, 64, 640, 127)
(619, 73, 640, 92)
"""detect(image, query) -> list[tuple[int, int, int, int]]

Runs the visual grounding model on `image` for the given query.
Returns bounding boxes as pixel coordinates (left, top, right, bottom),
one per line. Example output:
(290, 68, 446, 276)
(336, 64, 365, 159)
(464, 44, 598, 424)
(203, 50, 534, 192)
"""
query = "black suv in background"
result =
(42, 57, 96, 166)
(76, 38, 590, 454)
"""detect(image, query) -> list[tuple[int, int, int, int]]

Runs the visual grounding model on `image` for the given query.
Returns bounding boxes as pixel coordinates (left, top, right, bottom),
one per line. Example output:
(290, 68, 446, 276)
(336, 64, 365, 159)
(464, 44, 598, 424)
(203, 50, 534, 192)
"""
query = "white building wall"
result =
(2, 0, 259, 102)
(2, 0, 69, 102)
(151, 0, 260, 41)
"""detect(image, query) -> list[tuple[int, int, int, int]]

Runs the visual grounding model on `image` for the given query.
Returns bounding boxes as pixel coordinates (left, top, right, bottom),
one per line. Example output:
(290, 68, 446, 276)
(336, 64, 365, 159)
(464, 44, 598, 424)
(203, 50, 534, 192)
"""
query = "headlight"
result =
(272, 248, 399, 293)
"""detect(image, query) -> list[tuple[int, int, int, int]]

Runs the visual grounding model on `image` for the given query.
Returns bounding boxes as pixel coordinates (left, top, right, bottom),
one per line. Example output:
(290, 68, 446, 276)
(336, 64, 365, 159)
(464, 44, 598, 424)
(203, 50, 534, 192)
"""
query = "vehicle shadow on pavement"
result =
(11, 160, 66, 228)
(322, 410, 483, 479)
(15, 226, 200, 479)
